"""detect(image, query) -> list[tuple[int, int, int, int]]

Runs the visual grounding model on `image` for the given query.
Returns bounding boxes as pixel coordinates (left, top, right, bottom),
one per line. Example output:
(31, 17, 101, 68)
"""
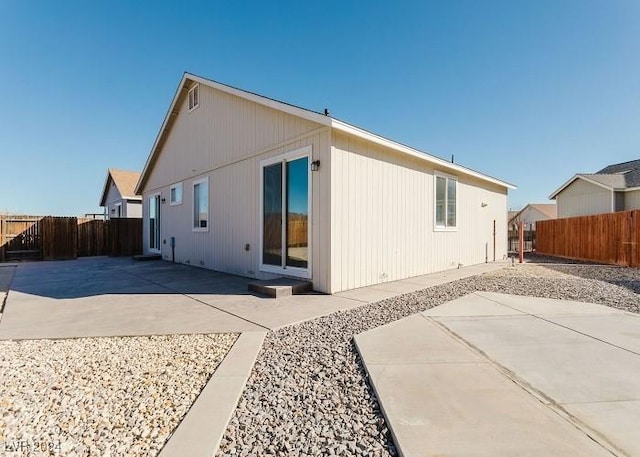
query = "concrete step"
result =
(133, 254, 162, 261)
(248, 278, 312, 298)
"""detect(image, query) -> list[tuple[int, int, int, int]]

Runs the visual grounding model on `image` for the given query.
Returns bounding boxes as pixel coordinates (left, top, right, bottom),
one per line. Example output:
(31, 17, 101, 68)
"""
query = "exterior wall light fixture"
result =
(311, 160, 321, 171)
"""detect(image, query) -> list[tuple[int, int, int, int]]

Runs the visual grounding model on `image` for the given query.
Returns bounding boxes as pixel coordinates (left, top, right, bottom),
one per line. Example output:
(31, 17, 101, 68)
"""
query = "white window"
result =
(170, 182, 183, 205)
(435, 173, 457, 230)
(193, 177, 209, 231)
(188, 84, 199, 111)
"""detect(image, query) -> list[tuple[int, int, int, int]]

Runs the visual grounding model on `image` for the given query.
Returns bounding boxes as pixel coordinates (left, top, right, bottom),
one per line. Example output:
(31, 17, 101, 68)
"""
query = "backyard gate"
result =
(0, 215, 42, 260)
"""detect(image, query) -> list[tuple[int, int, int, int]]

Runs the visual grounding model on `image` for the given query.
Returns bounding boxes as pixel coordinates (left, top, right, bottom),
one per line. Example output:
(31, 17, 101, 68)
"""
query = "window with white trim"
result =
(193, 178, 208, 230)
(435, 174, 457, 229)
(188, 84, 199, 111)
(170, 182, 183, 205)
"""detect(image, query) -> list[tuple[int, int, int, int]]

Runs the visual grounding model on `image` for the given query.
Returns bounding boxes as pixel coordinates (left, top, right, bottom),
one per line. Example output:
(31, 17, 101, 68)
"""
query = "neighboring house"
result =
(135, 73, 515, 294)
(550, 159, 640, 218)
(508, 203, 557, 230)
(100, 169, 142, 219)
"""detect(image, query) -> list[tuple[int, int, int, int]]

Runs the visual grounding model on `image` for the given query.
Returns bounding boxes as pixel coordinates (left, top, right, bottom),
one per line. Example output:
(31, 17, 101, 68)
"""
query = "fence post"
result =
(519, 221, 524, 263)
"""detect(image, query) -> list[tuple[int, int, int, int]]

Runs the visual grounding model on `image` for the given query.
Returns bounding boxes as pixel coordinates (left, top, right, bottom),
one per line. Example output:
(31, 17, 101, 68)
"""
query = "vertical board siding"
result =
(330, 131, 508, 293)
(625, 190, 640, 211)
(556, 179, 613, 218)
(141, 82, 331, 292)
(144, 84, 323, 192)
(537, 210, 640, 266)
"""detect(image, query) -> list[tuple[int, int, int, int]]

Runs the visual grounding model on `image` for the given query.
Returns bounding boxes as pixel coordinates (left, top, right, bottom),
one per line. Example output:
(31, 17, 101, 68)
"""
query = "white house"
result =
(550, 159, 640, 218)
(100, 169, 142, 219)
(509, 203, 557, 230)
(135, 73, 515, 294)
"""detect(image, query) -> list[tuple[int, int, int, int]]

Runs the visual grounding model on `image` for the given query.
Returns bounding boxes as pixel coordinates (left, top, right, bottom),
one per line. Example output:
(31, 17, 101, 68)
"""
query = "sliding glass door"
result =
(148, 194, 161, 253)
(261, 149, 310, 277)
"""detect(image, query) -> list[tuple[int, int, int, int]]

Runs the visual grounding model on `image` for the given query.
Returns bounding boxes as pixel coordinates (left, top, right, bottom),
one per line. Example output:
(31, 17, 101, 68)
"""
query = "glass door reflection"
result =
(286, 157, 308, 269)
(262, 163, 283, 266)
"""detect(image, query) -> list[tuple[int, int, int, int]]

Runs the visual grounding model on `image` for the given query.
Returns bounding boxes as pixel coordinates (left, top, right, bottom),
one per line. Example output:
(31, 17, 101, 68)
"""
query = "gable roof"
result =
(508, 203, 557, 224)
(549, 158, 640, 199)
(135, 72, 516, 194)
(100, 169, 142, 206)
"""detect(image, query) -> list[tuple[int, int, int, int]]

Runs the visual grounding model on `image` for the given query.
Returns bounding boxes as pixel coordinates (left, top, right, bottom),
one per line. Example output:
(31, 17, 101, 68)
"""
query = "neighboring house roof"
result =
(549, 158, 640, 199)
(508, 203, 557, 225)
(135, 72, 516, 194)
(100, 169, 142, 206)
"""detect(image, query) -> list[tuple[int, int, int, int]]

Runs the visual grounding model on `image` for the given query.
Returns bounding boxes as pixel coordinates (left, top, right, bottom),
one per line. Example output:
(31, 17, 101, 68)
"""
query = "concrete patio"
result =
(0, 257, 508, 340)
(355, 291, 640, 457)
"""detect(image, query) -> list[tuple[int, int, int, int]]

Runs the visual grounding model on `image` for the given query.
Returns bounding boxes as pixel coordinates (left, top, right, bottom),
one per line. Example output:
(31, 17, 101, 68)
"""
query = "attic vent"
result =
(188, 84, 199, 111)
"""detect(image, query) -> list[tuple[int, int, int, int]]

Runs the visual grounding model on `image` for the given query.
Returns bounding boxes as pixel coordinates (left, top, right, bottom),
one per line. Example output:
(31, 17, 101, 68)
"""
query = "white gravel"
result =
(0, 333, 237, 456)
(217, 262, 640, 456)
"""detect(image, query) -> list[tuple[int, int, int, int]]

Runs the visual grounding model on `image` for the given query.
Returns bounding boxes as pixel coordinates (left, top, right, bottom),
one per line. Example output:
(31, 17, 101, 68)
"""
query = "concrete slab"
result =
(564, 400, 640, 457)
(368, 281, 427, 294)
(334, 287, 399, 303)
(546, 314, 640, 354)
(355, 312, 612, 457)
(0, 258, 508, 339)
(159, 331, 266, 457)
(476, 291, 624, 316)
(0, 258, 367, 339)
(0, 291, 263, 340)
(354, 315, 481, 364)
(423, 292, 525, 317)
(365, 362, 609, 457)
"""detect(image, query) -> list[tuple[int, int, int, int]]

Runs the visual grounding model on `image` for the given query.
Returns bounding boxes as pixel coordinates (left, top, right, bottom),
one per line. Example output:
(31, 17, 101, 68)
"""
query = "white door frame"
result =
(259, 145, 312, 279)
(148, 193, 161, 254)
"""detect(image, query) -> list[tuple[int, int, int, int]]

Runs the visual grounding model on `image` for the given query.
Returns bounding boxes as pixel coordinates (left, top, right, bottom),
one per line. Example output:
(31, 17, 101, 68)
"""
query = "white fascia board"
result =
(186, 73, 332, 127)
(549, 174, 614, 199)
(135, 74, 189, 195)
(99, 172, 112, 207)
(135, 73, 332, 195)
(330, 119, 516, 190)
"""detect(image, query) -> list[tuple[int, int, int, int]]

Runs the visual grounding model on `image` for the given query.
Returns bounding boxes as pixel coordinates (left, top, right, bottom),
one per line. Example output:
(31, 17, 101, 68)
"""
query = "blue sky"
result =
(0, 0, 638, 215)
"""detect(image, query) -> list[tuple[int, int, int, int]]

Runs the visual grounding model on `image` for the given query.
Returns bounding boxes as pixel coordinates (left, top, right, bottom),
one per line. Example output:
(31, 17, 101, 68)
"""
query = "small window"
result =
(435, 174, 457, 229)
(188, 84, 199, 111)
(193, 178, 208, 231)
(170, 182, 183, 205)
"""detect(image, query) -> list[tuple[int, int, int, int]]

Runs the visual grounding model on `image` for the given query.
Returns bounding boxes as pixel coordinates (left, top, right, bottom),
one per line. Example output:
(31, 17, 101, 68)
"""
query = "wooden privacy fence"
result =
(1, 215, 142, 261)
(537, 210, 640, 267)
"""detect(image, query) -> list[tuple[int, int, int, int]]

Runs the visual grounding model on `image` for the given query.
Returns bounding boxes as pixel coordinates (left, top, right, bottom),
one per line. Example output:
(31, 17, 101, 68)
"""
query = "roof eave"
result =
(99, 170, 113, 207)
(135, 73, 332, 195)
(549, 174, 615, 199)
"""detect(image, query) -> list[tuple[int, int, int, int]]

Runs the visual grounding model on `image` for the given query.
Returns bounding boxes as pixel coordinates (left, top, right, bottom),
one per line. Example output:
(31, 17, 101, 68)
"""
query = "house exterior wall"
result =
(623, 190, 640, 210)
(556, 179, 613, 218)
(329, 131, 508, 293)
(510, 206, 554, 230)
(141, 83, 332, 292)
(125, 201, 142, 218)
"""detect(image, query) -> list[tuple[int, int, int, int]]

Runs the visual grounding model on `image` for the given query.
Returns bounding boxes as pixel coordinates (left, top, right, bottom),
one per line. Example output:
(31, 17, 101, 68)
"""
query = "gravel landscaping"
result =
(217, 261, 640, 456)
(0, 333, 237, 456)
(2, 259, 638, 456)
